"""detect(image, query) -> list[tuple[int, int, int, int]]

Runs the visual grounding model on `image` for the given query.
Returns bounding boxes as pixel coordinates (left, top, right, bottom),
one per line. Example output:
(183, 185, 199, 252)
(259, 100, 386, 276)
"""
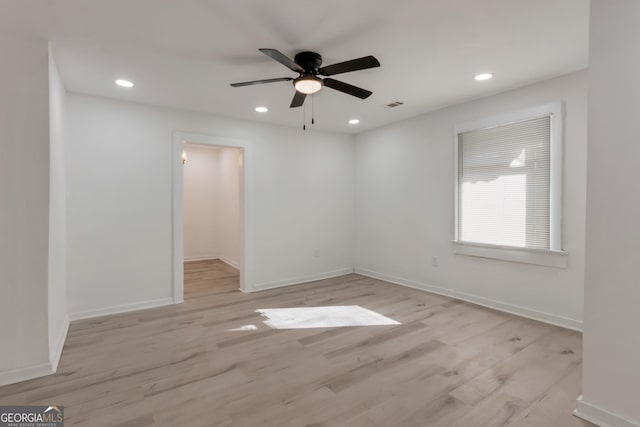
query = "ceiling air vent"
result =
(385, 101, 404, 108)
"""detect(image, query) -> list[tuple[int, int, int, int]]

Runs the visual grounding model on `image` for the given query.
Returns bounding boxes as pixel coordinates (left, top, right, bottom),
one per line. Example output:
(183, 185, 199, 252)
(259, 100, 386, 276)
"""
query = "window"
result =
(453, 102, 566, 267)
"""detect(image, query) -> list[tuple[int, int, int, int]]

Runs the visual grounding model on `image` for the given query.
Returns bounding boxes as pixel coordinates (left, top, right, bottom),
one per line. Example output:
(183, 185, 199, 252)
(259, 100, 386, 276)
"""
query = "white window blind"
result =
(457, 115, 551, 250)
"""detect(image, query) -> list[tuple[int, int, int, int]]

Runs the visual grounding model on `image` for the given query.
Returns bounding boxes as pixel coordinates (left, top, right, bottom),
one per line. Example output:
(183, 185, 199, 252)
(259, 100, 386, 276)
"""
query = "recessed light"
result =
(255, 106, 268, 113)
(348, 119, 360, 125)
(115, 79, 134, 88)
(474, 73, 493, 81)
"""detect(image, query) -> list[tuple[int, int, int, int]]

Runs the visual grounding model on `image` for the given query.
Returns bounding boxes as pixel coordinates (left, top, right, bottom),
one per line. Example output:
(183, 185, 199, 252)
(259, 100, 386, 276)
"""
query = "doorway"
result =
(172, 132, 248, 301)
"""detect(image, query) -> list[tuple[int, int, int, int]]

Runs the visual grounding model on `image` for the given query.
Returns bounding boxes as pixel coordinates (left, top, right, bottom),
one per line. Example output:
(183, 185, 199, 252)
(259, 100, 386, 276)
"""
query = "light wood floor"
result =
(0, 260, 593, 427)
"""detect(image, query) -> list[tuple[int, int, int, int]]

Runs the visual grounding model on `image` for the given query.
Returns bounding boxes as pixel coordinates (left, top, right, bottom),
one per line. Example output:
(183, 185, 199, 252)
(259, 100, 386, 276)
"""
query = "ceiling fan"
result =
(230, 49, 380, 108)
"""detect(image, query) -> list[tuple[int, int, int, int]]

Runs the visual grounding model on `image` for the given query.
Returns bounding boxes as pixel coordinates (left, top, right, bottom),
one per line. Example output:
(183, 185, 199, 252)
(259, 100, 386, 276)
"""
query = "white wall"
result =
(47, 45, 69, 370)
(65, 94, 354, 316)
(577, 2, 640, 426)
(215, 147, 241, 267)
(354, 70, 587, 329)
(183, 145, 219, 262)
(0, 35, 50, 380)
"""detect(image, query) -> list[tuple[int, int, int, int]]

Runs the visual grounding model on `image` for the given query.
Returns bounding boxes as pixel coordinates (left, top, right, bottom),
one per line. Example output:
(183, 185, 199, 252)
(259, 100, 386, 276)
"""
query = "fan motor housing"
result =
(294, 51, 323, 73)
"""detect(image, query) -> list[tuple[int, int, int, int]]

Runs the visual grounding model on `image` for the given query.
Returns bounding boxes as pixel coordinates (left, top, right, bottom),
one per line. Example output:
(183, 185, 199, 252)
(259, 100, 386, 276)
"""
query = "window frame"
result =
(452, 102, 567, 267)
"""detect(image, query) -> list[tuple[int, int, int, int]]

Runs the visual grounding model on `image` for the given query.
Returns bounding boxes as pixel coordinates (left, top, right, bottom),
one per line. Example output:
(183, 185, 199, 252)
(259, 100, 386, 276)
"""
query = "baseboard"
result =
(1, 298, 176, 386)
(0, 314, 70, 387)
(50, 314, 70, 372)
(69, 297, 175, 321)
(184, 255, 219, 262)
(574, 395, 640, 427)
(219, 256, 240, 270)
(0, 362, 53, 387)
(354, 267, 582, 331)
(183, 256, 239, 270)
(248, 267, 355, 293)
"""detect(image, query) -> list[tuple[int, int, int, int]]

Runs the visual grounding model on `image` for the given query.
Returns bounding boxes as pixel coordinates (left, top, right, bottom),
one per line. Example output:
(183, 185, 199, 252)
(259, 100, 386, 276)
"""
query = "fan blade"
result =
(290, 91, 307, 108)
(230, 77, 293, 87)
(319, 55, 380, 76)
(259, 48, 304, 73)
(323, 78, 372, 99)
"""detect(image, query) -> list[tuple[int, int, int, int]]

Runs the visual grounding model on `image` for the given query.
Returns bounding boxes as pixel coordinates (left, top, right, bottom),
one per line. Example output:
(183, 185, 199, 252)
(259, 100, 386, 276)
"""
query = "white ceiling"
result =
(0, 0, 589, 133)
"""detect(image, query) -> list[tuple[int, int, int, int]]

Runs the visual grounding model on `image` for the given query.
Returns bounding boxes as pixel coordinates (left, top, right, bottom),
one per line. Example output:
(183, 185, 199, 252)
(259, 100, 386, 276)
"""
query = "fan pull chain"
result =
(303, 100, 306, 131)
(311, 95, 315, 125)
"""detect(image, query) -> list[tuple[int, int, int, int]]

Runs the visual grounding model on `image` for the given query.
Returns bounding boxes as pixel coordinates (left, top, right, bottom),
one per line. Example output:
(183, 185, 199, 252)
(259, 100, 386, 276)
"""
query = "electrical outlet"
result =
(431, 256, 439, 267)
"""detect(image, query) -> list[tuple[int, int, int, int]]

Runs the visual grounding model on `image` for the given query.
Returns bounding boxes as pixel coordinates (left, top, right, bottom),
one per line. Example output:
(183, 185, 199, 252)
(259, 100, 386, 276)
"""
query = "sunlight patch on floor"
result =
(255, 305, 401, 329)
(227, 324, 258, 331)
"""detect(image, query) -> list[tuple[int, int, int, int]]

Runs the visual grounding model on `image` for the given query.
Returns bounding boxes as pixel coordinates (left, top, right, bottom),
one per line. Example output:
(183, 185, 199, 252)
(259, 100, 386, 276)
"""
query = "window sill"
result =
(452, 241, 568, 268)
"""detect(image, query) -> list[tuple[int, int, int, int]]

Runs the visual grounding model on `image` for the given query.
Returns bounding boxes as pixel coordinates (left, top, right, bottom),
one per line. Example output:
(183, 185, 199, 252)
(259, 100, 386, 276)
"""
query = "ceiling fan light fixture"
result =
(230, 49, 380, 109)
(294, 75, 322, 95)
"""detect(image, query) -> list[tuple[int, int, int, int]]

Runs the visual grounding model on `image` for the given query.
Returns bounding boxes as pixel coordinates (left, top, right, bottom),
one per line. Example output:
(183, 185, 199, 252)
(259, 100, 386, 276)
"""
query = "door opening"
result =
(172, 132, 248, 301)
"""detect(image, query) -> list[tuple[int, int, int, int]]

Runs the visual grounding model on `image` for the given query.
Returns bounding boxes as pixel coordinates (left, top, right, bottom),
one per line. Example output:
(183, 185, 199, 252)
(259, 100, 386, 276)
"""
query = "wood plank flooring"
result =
(0, 260, 593, 426)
